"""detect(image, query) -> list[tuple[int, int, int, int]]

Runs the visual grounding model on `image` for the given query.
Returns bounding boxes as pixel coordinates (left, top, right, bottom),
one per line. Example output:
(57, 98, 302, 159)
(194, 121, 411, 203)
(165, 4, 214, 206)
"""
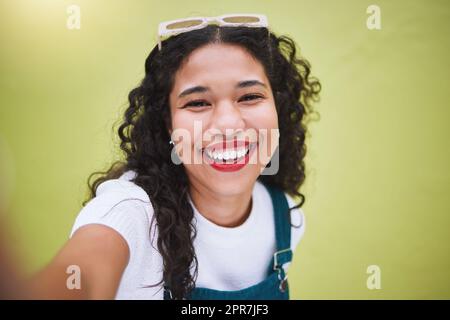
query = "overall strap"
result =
(265, 183, 293, 273)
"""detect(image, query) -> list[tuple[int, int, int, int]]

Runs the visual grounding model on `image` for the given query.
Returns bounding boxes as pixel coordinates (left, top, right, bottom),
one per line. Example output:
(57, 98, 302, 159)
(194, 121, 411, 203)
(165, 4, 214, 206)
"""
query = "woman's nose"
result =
(210, 101, 246, 132)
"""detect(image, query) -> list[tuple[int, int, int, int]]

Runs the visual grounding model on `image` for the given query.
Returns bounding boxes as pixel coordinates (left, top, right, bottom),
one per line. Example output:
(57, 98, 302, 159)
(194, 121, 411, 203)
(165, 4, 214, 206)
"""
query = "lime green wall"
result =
(0, 0, 449, 299)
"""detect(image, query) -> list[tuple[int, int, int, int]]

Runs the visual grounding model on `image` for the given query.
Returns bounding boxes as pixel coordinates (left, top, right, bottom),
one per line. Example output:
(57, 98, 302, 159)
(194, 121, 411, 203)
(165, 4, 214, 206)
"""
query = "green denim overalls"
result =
(164, 182, 293, 300)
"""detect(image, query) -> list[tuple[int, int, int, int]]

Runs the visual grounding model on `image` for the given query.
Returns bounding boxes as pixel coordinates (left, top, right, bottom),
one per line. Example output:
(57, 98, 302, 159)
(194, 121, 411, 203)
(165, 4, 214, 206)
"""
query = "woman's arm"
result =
(28, 224, 129, 299)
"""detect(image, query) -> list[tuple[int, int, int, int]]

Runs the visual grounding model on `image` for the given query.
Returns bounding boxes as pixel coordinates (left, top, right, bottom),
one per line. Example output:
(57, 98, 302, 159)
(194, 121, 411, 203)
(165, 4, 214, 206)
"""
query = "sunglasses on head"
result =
(157, 13, 269, 50)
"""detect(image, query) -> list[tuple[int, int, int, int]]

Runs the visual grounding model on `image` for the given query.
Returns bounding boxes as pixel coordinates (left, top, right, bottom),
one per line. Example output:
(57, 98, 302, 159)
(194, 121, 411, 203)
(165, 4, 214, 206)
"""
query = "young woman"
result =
(30, 14, 321, 300)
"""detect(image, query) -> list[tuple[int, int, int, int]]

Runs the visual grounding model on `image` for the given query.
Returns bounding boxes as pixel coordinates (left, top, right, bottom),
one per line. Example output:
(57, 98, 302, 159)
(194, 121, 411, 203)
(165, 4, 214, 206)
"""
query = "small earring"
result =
(169, 139, 175, 146)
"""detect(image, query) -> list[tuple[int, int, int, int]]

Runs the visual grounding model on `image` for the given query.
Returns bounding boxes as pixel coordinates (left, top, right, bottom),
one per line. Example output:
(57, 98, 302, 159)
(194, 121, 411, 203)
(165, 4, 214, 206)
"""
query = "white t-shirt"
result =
(69, 170, 306, 299)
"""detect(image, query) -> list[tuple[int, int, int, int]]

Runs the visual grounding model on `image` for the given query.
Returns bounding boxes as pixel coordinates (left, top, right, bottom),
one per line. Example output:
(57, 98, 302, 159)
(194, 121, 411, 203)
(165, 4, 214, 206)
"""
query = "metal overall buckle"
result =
(275, 267, 288, 293)
(273, 248, 291, 293)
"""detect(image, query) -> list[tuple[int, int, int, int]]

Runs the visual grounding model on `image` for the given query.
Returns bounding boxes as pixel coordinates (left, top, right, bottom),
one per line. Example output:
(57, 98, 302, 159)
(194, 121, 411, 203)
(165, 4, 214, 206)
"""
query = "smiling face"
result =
(169, 43, 279, 197)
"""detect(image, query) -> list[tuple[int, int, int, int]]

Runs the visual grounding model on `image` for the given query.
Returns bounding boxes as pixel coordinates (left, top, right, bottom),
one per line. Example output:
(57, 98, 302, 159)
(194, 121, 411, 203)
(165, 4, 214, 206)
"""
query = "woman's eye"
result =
(183, 100, 210, 108)
(239, 94, 264, 102)
(183, 95, 264, 108)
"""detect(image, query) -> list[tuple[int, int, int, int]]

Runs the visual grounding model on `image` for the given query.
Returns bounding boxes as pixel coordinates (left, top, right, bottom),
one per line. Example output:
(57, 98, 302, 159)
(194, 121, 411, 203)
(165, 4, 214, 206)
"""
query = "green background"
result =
(0, 0, 449, 299)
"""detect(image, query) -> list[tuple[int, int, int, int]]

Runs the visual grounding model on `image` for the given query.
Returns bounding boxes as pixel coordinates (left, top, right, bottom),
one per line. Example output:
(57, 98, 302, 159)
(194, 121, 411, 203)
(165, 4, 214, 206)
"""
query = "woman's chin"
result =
(205, 179, 254, 197)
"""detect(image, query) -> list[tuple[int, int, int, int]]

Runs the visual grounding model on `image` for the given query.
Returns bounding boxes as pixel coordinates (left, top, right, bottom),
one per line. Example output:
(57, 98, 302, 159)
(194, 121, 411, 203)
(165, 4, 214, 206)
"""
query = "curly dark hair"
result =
(85, 25, 321, 299)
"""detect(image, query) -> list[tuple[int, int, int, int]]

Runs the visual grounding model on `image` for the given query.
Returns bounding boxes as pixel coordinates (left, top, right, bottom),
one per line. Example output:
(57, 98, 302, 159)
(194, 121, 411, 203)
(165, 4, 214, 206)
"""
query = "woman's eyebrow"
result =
(178, 80, 267, 98)
(236, 80, 267, 89)
(178, 86, 208, 98)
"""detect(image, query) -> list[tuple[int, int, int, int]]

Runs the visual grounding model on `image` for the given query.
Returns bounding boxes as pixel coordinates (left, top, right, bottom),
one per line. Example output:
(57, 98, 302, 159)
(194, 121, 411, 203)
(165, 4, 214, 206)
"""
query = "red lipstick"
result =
(203, 141, 257, 172)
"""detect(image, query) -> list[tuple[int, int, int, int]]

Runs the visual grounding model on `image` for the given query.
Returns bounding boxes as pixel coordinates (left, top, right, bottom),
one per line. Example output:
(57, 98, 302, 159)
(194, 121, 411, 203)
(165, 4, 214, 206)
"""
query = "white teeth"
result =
(205, 146, 250, 161)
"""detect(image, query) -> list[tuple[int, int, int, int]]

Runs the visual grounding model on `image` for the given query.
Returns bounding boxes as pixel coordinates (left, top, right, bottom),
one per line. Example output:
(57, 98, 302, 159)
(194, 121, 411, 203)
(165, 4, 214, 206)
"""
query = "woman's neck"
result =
(188, 182, 253, 228)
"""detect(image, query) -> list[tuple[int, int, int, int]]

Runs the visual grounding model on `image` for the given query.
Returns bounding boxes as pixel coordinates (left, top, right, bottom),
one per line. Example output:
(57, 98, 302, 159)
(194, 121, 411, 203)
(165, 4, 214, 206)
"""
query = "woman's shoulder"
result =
(70, 170, 156, 250)
(76, 170, 152, 218)
(94, 170, 150, 203)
